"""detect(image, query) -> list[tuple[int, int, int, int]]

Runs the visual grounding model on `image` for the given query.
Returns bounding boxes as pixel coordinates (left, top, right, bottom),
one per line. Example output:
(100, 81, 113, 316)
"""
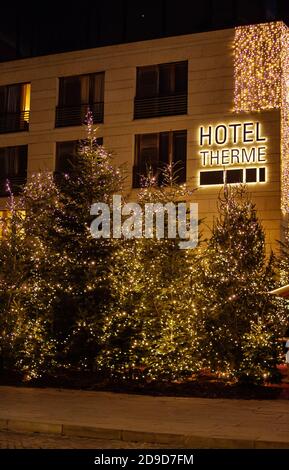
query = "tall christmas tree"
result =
(97, 164, 201, 381)
(45, 113, 123, 369)
(0, 112, 123, 377)
(194, 185, 287, 383)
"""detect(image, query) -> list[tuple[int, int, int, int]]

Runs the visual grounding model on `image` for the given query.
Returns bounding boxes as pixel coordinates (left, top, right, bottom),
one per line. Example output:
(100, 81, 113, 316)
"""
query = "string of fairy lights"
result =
(1, 33, 289, 384)
(280, 24, 289, 213)
(234, 21, 289, 213)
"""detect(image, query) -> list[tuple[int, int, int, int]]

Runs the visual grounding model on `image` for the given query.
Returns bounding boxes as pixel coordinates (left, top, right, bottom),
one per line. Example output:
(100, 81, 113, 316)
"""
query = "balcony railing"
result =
(55, 102, 104, 128)
(134, 94, 187, 120)
(0, 175, 27, 197)
(0, 111, 29, 134)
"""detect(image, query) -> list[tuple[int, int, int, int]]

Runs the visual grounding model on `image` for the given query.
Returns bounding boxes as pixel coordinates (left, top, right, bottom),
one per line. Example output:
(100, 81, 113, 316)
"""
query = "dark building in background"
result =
(0, 0, 286, 62)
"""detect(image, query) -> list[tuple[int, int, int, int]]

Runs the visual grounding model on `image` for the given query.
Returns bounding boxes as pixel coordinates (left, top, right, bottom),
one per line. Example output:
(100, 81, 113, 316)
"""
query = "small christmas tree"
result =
(0, 174, 58, 378)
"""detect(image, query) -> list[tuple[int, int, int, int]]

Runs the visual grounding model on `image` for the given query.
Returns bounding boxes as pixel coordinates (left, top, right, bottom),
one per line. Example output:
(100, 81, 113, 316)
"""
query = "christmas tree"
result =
(0, 112, 123, 377)
(194, 185, 287, 383)
(1, 120, 287, 386)
(279, 222, 289, 284)
(278, 221, 289, 340)
(0, 174, 58, 379)
(97, 164, 201, 381)
(45, 113, 123, 370)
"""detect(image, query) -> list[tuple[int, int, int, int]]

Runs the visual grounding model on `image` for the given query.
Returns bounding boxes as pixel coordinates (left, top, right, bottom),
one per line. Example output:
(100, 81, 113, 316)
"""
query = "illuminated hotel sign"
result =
(198, 122, 268, 186)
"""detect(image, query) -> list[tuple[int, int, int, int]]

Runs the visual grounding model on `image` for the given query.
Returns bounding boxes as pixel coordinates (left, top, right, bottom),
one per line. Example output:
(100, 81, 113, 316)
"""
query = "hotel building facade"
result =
(0, 21, 288, 251)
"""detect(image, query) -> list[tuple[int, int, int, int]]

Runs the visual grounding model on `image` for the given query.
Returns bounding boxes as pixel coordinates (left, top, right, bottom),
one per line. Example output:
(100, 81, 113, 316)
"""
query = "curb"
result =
(1, 418, 289, 449)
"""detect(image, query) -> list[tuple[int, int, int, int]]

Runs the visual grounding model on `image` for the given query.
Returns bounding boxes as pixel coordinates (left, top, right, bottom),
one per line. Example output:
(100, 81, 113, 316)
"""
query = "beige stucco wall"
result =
(0, 27, 282, 253)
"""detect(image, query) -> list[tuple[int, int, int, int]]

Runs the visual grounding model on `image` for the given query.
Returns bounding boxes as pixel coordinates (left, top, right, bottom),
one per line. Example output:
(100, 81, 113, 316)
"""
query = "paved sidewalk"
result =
(0, 386, 288, 448)
(0, 431, 167, 449)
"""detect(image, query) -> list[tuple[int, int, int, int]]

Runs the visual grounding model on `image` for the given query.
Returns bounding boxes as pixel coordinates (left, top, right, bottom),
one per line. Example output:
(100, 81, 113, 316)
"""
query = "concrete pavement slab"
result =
(0, 386, 288, 448)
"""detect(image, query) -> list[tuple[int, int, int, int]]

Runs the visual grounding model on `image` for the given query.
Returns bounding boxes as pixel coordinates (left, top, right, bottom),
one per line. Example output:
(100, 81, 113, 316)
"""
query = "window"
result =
(259, 167, 266, 182)
(56, 72, 105, 127)
(199, 167, 266, 186)
(245, 168, 257, 183)
(0, 83, 30, 133)
(226, 169, 243, 184)
(133, 130, 187, 188)
(55, 138, 103, 173)
(200, 170, 223, 186)
(0, 145, 28, 196)
(134, 61, 188, 119)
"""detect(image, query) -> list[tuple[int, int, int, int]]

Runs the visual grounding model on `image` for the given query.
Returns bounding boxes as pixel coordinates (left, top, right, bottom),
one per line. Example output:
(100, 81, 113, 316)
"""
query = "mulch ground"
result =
(1, 367, 289, 400)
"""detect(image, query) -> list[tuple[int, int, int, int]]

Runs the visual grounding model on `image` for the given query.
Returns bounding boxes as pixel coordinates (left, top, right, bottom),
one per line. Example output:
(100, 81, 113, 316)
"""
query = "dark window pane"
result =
(0, 83, 30, 133)
(134, 133, 159, 188)
(134, 130, 187, 187)
(56, 138, 102, 173)
(173, 130, 187, 182)
(159, 132, 170, 165)
(135, 62, 188, 119)
(137, 133, 159, 167)
(91, 73, 105, 103)
(18, 146, 28, 174)
(59, 73, 104, 106)
(137, 61, 188, 98)
(80, 75, 90, 104)
(246, 168, 257, 183)
(200, 170, 223, 186)
(259, 167, 266, 182)
(174, 62, 188, 94)
(57, 74, 104, 127)
(0, 148, 8, 177)
(159, 63, 173, 95)
(96, 137, 103, 146)
(0, 84, 22, 113)
(0, 145, 27, 177)
(56, 141, 78, 172)
(226, 169, 243, 184)
(7, 84, 21, 112)
(0, 86, 7, 111)
(136, 66, 158, 98)
(60, 77, 82, 106)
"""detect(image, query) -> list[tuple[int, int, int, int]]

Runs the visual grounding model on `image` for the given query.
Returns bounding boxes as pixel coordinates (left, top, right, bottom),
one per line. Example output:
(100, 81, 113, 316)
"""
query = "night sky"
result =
(0, 0, 288, 62)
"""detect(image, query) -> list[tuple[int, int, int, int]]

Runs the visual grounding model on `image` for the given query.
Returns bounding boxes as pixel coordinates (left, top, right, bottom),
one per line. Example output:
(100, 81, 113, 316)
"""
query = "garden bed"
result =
(1, 369, 288, 400)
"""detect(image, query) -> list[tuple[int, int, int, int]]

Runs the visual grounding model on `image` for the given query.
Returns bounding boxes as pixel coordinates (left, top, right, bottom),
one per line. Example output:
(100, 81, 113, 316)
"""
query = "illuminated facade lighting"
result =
(234, 21, 289, 213)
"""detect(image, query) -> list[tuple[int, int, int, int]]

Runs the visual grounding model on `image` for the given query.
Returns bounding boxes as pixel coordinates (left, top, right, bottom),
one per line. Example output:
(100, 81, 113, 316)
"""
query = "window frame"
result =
(136, 61, 188, 99)
(58, 72, 105, 107)
(0, 82, 30, 113)
(55, 138, 103, 173)
(133, 130, 187, 188)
